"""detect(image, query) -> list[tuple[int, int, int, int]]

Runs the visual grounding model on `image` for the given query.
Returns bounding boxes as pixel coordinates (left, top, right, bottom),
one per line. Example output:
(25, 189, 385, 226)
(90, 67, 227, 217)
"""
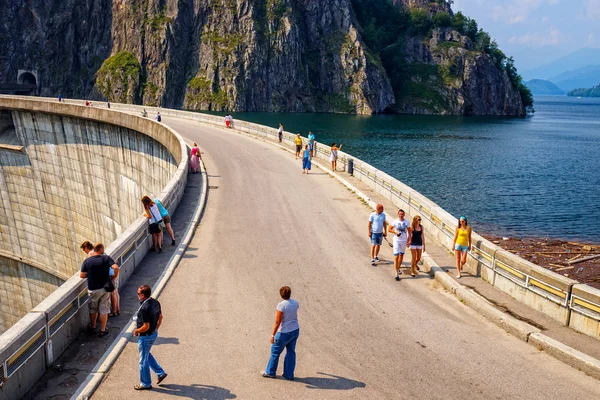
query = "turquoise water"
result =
(207, 96, 600, 241)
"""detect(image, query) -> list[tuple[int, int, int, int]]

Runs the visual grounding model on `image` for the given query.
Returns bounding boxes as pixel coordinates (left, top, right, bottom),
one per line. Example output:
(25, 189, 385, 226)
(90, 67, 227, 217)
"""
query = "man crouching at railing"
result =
(79, 243, 119, 337)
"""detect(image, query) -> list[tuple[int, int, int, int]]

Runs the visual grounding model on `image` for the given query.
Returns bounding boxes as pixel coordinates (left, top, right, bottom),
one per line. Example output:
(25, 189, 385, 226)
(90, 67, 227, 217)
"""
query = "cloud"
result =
(585, 0, 600, 19)
(489, 0, 563, 24)
(508, 28, 570, 47)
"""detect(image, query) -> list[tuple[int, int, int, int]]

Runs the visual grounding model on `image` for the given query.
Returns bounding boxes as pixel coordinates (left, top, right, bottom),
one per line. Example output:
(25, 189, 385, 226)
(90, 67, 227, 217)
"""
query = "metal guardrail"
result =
(4, 95, 600, 330)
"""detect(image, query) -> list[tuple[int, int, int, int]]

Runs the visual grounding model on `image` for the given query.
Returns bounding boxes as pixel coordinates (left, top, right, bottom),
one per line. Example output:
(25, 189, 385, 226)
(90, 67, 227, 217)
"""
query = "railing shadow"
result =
(294, 372, 366, 390)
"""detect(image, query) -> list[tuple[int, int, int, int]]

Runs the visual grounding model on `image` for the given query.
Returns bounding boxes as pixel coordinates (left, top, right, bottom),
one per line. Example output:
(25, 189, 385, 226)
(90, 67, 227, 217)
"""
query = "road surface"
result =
(93, 117, 600, 399)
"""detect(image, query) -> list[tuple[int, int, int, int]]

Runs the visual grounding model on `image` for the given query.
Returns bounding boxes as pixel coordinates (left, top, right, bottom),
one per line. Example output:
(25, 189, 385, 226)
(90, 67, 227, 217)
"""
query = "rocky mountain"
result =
(0, 0, 530, 115)
(525, 79, 564, 95)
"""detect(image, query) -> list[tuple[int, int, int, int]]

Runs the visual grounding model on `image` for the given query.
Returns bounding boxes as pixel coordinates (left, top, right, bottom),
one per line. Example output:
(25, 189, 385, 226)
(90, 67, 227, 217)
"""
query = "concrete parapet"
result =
(569, 284, 600, 340)
(4, 96, 599, 345)
(0, 96, 188, 400)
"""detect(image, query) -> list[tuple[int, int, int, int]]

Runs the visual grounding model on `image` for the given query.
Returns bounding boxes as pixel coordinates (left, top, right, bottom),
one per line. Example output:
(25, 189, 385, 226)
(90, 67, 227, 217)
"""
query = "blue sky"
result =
(452, 0, 600, 71)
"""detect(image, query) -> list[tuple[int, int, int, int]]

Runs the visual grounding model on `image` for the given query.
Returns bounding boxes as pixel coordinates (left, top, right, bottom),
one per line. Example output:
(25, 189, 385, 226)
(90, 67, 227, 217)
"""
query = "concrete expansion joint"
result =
(220, 123, 600, 381)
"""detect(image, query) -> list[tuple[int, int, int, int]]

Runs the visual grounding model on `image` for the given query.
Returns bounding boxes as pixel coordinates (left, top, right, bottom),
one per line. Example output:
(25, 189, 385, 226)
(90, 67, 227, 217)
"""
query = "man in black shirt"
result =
(79, 243, 119, 337)
(133, 285, 167, 390)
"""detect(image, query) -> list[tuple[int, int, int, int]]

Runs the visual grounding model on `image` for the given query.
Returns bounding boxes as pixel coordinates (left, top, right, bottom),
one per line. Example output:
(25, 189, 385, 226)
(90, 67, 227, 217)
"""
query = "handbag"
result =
(149, 205, 165, 231)
(104, 276, 115, 293)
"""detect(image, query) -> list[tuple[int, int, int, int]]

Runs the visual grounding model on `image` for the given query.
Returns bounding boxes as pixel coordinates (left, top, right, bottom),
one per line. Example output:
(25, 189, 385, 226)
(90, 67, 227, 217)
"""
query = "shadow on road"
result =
(154, 336, 180, 345)
(295, 372, 366, 390)
(152, 384, 236, 399)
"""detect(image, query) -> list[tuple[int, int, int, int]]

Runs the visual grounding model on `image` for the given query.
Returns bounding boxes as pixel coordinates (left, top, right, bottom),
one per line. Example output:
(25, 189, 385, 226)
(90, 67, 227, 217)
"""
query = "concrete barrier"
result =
(0, 96, 188, 399)
(569, 284, 600, 340)
(2, 96, 599, 345)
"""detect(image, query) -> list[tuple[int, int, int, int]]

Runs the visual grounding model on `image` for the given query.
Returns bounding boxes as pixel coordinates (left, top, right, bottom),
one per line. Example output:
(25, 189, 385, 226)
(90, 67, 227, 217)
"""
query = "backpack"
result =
(157, 114, 162, 122)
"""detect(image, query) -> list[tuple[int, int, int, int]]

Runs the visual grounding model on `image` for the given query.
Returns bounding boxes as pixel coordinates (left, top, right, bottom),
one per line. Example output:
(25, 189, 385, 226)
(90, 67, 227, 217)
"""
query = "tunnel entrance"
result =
(17, 72, 37, 86)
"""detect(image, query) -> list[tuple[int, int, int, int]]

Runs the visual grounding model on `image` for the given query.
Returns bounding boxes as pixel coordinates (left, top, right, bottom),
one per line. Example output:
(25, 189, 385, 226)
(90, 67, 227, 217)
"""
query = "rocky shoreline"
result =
(484, 235, 600, 289)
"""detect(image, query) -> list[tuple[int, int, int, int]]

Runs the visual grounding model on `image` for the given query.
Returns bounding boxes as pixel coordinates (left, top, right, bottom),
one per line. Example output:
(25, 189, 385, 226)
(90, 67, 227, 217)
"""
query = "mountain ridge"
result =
(0, 0, 529, 116)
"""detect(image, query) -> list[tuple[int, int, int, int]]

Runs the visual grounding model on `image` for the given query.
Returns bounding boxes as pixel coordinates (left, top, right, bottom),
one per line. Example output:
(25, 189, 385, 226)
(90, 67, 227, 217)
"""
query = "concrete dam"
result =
(0, 105, 177, 334)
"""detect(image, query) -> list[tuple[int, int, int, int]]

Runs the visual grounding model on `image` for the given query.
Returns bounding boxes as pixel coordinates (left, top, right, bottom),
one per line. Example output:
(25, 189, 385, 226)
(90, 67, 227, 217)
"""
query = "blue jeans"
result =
(138, 331, 165, 387)
(265, 329, 299, 379)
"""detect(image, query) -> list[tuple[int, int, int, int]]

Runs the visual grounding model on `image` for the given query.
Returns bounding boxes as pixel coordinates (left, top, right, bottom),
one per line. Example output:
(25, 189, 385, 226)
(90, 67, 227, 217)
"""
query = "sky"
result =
(452, 0, 600, 71)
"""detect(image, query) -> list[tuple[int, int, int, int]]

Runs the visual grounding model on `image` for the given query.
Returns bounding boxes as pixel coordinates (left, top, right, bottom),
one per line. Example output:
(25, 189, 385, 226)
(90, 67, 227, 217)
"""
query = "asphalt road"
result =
(92, 118, 600, 399)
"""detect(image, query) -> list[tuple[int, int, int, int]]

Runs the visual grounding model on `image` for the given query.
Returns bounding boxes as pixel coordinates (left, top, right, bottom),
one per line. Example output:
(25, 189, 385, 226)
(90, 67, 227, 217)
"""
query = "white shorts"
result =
(393, 240, 407, 256)
(329, 154, 337, 162)
(410, 245, 423, 250)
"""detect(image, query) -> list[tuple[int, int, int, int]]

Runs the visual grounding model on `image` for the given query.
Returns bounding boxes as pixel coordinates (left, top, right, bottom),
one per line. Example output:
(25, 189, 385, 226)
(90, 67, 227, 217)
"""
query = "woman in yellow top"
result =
(452, 216, 471, 278)
(294, 134, 303, 159)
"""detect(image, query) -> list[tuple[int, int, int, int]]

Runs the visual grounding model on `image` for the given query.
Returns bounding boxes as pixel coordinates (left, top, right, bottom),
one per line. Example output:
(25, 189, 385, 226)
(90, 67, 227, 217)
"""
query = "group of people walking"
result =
(368, 205, 426, 280)
(368, 204, 471, 280)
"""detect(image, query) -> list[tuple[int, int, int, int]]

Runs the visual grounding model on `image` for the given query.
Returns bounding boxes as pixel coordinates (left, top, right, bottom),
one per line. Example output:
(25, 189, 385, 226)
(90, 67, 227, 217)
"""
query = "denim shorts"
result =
(371, 232, 383, 246)
(455, 244, 469, 252)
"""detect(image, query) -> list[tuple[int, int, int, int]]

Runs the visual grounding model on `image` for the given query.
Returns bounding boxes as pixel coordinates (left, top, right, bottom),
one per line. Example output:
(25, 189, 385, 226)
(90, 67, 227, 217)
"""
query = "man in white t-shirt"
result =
(389, 209, 412, 281)
(368, 204, 387, 266)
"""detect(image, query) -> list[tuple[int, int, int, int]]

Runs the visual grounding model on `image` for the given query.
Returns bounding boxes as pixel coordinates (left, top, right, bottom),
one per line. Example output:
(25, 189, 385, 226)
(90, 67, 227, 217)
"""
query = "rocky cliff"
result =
(0, 0, 530, 115)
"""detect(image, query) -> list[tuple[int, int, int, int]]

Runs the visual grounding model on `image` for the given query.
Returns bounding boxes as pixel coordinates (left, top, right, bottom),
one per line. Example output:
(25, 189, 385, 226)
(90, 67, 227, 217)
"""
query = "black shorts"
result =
(149, 222, 162, 234)
(296, 145, 302, 152)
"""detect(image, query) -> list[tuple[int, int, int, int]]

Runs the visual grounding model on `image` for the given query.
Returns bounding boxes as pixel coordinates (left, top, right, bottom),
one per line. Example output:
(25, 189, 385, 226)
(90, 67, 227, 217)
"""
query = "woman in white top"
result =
(263, 286, 300, 380)
(142, 196, 164, 252)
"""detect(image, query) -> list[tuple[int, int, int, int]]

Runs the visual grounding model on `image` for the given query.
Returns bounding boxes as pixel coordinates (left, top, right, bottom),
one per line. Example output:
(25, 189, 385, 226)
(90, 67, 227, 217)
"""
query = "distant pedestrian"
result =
(278, 123, 284, 143)
(452, 216, 472, 279)
(263, 286, 299, 380)
(308, 131, 315, 157)
(133, 285, 168, 390)
(294, 134, 303, 159)
(81, 241, 120, 317)
(142, 196, 164, 252)
(302, 144, 311, 174)
(330, 143, 342, 171)
(85, 100, 90, 106)
(190, 143, 201, 173)
(79, 243, 119, 337)
(225, 114, 233, 128)
(389, 209, 411, 280)
(154, 197, 175, 246)
(107, 101, 111, 109)
(409, 215, 426, 276)
(156, 112, 161, 122)
(58, 94, 62, 102)
(142, 109, 148, 117)
(368, 204, 387, 266)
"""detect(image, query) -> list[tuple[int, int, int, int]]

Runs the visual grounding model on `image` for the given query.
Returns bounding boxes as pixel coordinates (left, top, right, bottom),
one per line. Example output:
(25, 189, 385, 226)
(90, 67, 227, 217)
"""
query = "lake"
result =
(209, 96, 600, 242)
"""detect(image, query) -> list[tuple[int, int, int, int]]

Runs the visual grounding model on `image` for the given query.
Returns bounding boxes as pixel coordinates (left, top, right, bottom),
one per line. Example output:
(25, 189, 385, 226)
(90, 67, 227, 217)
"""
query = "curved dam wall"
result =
(0, 96, 188, 400)
(0, 109, 177, 334)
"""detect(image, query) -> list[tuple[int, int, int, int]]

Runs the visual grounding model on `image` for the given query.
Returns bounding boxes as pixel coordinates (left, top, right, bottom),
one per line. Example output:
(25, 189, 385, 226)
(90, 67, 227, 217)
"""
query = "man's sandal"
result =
(134, 384, 152, 390)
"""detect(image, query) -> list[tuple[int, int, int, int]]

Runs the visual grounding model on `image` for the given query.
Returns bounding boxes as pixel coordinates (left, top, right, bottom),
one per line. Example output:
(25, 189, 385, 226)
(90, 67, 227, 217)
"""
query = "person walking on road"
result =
(133, 285, 168, 390)
(142, 109, 148, 118)
(294, 134, 303, 159)
(330, 143, 342, 171)
(154, 197, 176, 246)
(452, 216, 472, 279)
(368, 204, 387, 266)
(389, 209, 411, 280)
(409, 215, 426, 277)
(308, 131, 315, 157)
(278, 123, 284, 143)
(81, 241, 120, 317)
(58, 94, 62, 102)
(142, 196, 164, 252)
(190, 143, 201, 174)
(263, 286, 300, 380)
(156, 112, 161, 122)
(302, 144, 311, 174)
(79, 243, 119, 337)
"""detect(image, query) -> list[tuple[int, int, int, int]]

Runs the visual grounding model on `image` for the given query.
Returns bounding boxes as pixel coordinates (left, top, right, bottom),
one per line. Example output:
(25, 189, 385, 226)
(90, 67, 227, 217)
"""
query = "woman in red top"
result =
(190, 143, 201, 173)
